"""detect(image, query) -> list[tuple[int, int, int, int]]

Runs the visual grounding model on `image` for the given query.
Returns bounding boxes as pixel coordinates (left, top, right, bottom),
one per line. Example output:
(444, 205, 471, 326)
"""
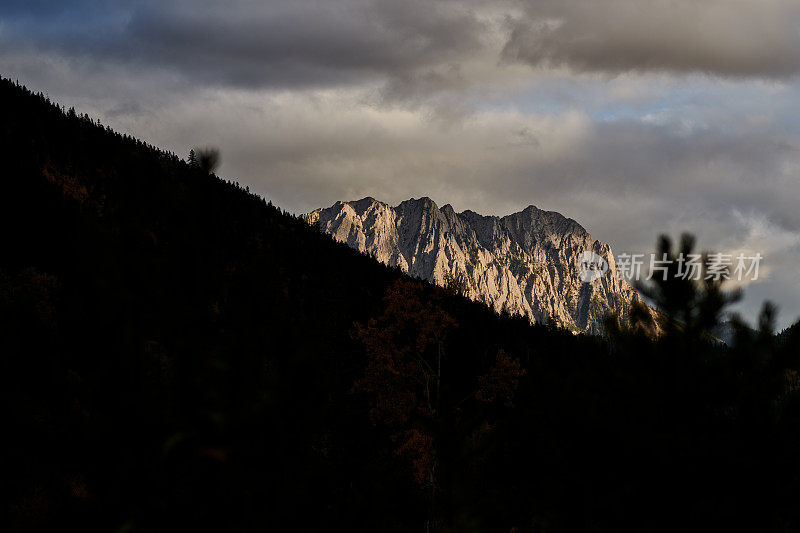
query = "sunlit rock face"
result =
(304, 197, 644, 333)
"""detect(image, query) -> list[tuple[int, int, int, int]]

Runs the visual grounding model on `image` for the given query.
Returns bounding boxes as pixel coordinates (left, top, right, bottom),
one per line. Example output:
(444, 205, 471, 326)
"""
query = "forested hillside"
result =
(2, 77, 800, 533)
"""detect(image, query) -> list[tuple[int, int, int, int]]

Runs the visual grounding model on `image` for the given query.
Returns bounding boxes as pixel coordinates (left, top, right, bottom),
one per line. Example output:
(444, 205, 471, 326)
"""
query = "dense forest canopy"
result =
(2, 77, 800, 532)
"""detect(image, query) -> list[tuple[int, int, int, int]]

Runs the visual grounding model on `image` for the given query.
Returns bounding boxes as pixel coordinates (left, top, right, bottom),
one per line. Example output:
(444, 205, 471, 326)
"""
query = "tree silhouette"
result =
(196, 147, 220, 175)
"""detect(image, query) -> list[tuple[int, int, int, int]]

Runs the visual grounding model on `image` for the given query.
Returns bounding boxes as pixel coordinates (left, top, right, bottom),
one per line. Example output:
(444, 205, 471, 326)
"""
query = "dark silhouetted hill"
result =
(2, 77, 800, 533)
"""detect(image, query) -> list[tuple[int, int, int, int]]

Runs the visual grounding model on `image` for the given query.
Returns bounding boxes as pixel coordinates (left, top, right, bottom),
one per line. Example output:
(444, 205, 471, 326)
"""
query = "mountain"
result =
(0, 75, 599, 532)
(305, 197, 644, 333)
(5, 76, 800, 533)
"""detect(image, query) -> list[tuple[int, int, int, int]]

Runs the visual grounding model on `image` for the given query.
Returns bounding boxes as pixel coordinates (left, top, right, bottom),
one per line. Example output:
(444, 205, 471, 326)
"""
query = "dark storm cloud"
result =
(0, 0, 485, 90)
(503, 0, 800, 77)
(6, 0, 798, 96)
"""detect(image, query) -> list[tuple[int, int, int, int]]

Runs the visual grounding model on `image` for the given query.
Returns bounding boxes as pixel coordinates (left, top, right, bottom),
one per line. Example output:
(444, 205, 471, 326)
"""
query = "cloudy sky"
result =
(2, 0, 800, 328)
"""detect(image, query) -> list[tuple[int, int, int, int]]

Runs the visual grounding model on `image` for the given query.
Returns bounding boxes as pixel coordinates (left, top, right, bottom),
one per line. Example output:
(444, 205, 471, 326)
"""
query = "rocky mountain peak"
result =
(304, 197, 645, 333)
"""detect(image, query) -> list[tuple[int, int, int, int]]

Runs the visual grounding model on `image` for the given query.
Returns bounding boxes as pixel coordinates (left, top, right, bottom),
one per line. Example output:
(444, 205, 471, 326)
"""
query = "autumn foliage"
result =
(353, 280, 458, 489)
(475, 349, 525, 407)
